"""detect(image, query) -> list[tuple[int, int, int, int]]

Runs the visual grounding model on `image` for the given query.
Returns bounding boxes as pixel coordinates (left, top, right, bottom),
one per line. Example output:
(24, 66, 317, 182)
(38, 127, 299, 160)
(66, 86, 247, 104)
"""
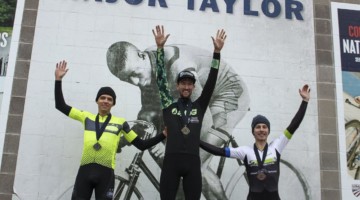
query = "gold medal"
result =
(181, 126, 190, 135)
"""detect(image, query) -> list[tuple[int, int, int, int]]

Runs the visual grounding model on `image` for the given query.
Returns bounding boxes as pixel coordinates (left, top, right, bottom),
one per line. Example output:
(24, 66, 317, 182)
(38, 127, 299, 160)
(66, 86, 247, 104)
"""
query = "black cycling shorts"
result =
(71, 163, 114, 200)
(160, 154, 202, 200)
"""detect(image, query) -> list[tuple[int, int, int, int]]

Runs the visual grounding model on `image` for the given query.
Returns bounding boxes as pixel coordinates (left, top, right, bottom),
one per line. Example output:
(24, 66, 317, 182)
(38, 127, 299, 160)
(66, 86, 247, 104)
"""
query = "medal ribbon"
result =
(177, 98, 192, 127)
(95, 113, 112, 140)
(253, 143, 268, 170)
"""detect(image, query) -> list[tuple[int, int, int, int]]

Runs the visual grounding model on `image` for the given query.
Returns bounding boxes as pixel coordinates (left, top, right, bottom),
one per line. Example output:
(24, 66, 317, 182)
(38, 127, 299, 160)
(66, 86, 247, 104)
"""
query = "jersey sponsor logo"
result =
(172, 108, 179, 115)
(105, 124, 122, 135)
(85, 118, 122, 135)
(264, 157, 277, 165)
(190, 116, 199, 123)
(171, 108, 198, 116)
(106, 188, 114, 199)
(249, 157, 276, 167)
(249, 160, 258, 167)
(190, 109, 197, 115)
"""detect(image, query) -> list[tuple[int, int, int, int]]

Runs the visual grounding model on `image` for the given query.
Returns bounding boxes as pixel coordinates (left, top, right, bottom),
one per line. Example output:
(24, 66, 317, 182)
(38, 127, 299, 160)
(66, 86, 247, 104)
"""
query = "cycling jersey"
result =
(69, 107, 137, 169)
(156, 48, 220, 156)
(227, 131, 290, 193)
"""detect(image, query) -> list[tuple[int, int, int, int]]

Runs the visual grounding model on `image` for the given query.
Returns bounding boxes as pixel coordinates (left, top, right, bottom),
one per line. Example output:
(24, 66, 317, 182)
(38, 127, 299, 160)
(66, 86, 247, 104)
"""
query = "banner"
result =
(338, 9, 360, 72)
(332, 3, 360, 200)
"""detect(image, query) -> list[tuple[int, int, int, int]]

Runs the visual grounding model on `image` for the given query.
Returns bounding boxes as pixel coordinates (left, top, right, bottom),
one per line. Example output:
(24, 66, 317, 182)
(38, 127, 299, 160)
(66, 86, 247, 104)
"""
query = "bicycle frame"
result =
(114, 120, 160, 200)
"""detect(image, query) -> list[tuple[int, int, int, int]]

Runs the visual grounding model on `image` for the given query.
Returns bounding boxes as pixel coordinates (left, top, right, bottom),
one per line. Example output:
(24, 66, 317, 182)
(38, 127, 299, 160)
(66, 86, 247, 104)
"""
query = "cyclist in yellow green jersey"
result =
(54, 60, 166, 200)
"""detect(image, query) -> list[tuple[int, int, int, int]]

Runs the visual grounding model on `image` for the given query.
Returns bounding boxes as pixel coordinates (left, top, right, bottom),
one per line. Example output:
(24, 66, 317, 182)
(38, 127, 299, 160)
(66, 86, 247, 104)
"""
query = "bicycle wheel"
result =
(114, 174, 144, 200)
(345, 120, 360, 177)
(223, 159, 312, 200)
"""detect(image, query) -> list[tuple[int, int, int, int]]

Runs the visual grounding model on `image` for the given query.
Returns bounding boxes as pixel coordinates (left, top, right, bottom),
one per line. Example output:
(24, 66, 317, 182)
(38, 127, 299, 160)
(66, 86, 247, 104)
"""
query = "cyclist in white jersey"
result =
(200, 84, 310, 200)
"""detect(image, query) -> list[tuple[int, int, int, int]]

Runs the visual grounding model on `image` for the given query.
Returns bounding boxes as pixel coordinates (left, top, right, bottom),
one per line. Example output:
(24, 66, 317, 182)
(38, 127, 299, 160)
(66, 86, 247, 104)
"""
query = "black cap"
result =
(95, 87, 116, 105)
(177, 70, 196, 84)
(251, 115, 270, 133)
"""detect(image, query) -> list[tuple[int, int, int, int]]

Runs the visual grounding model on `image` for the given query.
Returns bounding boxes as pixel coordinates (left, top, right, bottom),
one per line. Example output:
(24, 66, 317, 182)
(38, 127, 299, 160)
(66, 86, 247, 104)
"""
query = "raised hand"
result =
(211, 29, 227, 53)
(152, 25, 170, 48)
(355, 96, 360, 105)
(299, 84, 310, 102)
(55, 60, 68, 81)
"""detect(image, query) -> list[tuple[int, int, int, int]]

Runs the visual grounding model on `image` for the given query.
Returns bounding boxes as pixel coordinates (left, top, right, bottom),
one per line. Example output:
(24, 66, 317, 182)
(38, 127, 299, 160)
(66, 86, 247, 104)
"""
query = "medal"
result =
(177, 98, 192, 136)
(181, 126, 190, 135)
(93, 142, 102, 151)
(256, 169, 267, 181)
(94, 114, 111, 151)
(253, 143, 268, 181)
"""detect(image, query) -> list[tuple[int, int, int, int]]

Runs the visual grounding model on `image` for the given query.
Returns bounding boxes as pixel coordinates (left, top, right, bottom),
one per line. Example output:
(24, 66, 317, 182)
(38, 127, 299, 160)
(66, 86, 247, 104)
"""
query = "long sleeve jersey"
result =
(55, 80, 165, 169)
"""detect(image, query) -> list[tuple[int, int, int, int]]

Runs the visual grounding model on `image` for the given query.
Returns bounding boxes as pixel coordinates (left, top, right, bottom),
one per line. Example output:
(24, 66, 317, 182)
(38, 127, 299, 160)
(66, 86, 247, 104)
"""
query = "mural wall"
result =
(332, 2, 360, 199)
(10, 0, 319, 199)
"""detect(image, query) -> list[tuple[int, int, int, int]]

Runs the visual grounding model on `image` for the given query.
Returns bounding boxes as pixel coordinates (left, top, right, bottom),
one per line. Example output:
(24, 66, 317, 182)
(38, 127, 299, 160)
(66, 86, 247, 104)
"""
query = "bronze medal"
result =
(181, 126, 190, 135)
(95, 114, 111, 151)
(253, 143, 268, 181)
(256, 171, 267, 181)
(177, 98, 192, 136)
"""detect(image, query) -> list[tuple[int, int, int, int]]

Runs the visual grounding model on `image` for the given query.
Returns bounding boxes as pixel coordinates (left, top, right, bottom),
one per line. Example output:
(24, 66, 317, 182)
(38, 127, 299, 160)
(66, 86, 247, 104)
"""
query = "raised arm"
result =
(286, 84, 310, 134)
(197, 29, 226, 110)
(153, 25, 173, 109)
(55, 60, 72, 115)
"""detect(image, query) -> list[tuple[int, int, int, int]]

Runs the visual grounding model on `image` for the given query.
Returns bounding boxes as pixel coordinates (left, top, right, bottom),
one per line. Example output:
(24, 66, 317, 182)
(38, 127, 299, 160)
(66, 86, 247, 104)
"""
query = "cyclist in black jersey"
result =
(199, 84, 311, 200)
(54, 60, 166, 200)
(153, 25, 227, 200)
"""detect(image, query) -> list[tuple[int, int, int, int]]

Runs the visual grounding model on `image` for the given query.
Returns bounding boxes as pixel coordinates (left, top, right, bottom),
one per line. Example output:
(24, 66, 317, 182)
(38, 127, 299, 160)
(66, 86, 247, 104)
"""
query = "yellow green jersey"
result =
(69, 107, 138, 169)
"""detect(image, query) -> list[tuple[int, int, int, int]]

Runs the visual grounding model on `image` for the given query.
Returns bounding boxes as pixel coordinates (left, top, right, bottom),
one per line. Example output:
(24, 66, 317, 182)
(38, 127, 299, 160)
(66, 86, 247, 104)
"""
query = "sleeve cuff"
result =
(225, 147, 231, 157)
(213, 52, 220, 60)
(284, 130, 293, 140)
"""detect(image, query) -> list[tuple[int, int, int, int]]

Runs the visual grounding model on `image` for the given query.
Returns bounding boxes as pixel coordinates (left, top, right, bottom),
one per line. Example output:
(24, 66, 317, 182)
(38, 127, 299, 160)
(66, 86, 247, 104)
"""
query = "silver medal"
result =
(181, 126, 190, 135)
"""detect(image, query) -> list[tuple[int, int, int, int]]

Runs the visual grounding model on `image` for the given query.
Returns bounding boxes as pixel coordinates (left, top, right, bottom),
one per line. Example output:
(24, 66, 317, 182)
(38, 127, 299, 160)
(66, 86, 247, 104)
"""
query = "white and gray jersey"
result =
(225, 131, 292, 192)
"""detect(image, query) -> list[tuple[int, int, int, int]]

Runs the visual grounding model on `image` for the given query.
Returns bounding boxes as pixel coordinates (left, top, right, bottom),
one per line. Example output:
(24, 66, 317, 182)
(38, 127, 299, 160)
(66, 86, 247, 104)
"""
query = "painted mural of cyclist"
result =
(107, 27, 250, 199)
(200, 84, 310, 200)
